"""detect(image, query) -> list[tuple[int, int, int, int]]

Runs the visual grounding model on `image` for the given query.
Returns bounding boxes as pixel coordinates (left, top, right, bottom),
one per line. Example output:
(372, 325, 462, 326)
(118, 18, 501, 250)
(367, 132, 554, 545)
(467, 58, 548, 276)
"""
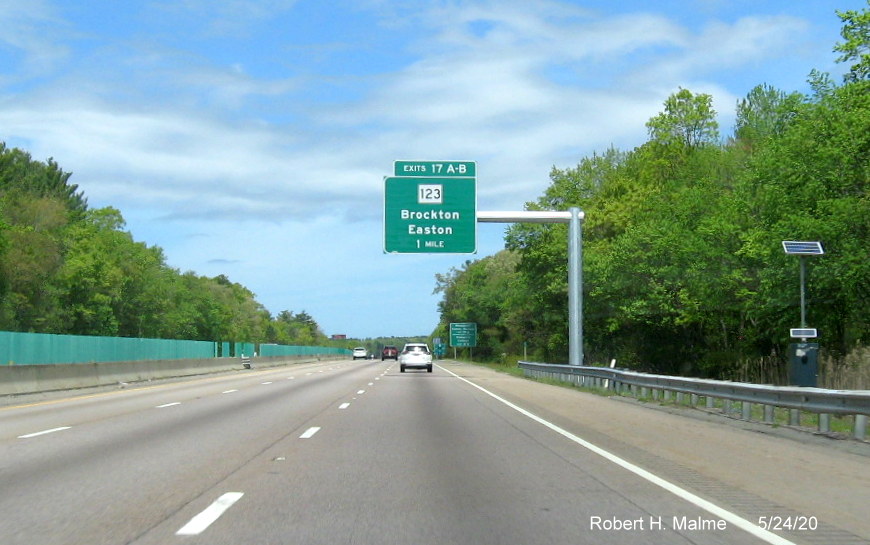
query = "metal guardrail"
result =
(518, 361, 870, 441)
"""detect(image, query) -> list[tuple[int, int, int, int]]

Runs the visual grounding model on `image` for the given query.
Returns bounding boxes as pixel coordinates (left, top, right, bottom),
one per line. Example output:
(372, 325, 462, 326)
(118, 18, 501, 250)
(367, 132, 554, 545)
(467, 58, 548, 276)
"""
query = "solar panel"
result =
(782, 241, 824, 255)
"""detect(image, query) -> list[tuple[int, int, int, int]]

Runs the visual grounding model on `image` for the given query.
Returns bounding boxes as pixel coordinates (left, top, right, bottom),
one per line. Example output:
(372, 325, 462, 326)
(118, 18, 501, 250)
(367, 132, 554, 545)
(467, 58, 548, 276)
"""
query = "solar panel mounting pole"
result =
(799, 256, 807, 328)
(781, 240, 823, 341)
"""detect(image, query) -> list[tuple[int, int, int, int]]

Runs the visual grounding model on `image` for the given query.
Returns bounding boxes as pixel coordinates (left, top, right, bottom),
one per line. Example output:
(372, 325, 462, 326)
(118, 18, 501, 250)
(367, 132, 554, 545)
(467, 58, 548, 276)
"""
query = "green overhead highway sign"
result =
(384, 160, 476, 254)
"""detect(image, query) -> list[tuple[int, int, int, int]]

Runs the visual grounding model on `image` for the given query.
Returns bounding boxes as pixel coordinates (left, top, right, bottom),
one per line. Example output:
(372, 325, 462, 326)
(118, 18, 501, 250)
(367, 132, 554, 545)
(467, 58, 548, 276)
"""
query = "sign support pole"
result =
(568, 207, 583, 366)
(477, 208, 585, 366)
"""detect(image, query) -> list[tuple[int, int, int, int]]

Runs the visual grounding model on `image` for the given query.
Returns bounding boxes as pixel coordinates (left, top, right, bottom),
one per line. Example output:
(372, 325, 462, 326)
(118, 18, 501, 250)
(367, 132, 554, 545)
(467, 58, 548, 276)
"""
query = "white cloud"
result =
(695, 16, 808, 68)
(169, 65, 303, 109)
(0, 97, 387, 221)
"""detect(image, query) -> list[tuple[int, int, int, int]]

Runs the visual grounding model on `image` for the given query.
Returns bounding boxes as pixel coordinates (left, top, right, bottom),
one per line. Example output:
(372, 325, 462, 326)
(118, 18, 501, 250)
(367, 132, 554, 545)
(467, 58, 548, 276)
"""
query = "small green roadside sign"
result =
(450, 322, 477, 348)
(384, 160, 476, 254)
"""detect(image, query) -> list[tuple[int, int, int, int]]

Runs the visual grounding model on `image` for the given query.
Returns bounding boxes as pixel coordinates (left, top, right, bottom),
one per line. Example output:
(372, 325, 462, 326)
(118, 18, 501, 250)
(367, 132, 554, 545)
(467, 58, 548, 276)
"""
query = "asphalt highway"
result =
(1, 359, 866, 545)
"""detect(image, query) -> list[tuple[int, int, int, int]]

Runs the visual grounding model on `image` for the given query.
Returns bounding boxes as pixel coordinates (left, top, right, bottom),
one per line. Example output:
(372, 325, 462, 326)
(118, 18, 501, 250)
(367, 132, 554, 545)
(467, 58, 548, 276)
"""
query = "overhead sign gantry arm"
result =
(478, 209, 585, 366)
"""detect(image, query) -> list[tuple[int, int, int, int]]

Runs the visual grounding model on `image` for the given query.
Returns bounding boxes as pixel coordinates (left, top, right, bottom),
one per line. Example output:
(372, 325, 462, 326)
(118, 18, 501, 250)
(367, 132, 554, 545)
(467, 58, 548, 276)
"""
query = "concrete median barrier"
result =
(0, 355, 331, 397)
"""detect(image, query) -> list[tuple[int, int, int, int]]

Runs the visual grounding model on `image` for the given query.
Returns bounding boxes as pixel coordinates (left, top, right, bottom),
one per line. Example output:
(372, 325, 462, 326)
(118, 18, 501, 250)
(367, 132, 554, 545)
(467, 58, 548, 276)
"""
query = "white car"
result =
(352, 347, 367, 360)
(399, 343, 433, 373)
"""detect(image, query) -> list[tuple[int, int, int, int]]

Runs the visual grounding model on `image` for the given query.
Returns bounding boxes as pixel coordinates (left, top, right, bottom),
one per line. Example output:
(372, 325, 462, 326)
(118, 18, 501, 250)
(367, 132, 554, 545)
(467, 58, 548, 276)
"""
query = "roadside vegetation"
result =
(0, 143, 340, 348)
(433, 5, 870, 387)
(0, 139, 435, 351)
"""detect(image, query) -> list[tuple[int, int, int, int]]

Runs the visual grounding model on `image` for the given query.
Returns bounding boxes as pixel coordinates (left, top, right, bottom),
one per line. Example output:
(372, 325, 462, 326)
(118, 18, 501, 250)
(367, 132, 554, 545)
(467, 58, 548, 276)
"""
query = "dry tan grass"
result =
(724, 345, 869, 390)
(820, 344, 870, 390)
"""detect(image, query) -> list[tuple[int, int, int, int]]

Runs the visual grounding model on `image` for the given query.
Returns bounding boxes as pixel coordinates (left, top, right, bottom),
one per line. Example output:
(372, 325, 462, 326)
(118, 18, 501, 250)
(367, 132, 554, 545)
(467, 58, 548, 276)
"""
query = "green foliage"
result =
(0, 143, 87, 215)
(0, 191, 70, 331)
(734, 84, 805, 148)
(434, 251, 525, 359)
(734, 78, 870, 356)
(266, 310, 325, 346)
(435, 30, 869, 378)
(834, 1, 870, 82)
(0, 141, 329, 346)
(645, 88, 719, 149)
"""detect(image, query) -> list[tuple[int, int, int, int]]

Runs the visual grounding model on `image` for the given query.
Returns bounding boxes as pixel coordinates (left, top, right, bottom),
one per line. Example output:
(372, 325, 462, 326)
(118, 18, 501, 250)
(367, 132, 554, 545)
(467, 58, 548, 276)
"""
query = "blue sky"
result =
(0, 0, 862, 339)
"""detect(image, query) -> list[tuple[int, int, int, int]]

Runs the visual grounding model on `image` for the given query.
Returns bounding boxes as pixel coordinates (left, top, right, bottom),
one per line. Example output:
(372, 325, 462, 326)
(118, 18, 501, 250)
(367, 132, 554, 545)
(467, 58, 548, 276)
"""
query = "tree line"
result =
(0, 143, 334, 347)
(433, 5, 869, 381)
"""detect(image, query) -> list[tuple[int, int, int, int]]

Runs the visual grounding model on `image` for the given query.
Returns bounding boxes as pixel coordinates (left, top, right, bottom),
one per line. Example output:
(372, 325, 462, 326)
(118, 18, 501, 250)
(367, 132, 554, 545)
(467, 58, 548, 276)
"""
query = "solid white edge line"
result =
(18, 426, 71, 439)
(176, 492, 244, 536)
(437, 364, 799, 545)
(299, 426, 321, 439)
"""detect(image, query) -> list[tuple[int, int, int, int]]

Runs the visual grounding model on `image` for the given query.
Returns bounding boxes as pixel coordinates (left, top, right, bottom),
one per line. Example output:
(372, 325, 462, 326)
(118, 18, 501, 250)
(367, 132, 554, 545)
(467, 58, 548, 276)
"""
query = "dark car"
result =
(381, 345, 398, 360)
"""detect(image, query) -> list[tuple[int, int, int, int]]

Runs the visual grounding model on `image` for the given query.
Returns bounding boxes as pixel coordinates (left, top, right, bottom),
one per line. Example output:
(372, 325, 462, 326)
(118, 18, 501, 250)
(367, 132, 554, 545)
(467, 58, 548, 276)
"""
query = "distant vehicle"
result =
(352, 347, 367, 360)
(399, 343, 432, 373)
(381, 345, 398, 360)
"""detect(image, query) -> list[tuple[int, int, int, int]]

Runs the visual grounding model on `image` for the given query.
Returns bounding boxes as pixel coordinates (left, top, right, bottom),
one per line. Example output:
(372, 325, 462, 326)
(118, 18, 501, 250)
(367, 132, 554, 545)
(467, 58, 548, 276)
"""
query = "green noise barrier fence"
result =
(1, 331, 351, 366)
(0, 331, 217, 365)
(259, 344, 349, 357)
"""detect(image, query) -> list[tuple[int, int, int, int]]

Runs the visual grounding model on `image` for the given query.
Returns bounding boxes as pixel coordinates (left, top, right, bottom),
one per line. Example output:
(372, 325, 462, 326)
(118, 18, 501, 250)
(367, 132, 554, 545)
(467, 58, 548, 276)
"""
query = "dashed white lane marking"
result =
(222, 389, 238, 394)
(368, 382, 374, 386)
(156, 402, 181, 408)
(261, 381, 273, 385)
(339, 403, 351, 410)
(18, 426, 71, 439)
(299, 427, 321, 439)
(439, 365, 799, 545)
(356, 390, 365, 395)
(176, 492, 244, 536)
